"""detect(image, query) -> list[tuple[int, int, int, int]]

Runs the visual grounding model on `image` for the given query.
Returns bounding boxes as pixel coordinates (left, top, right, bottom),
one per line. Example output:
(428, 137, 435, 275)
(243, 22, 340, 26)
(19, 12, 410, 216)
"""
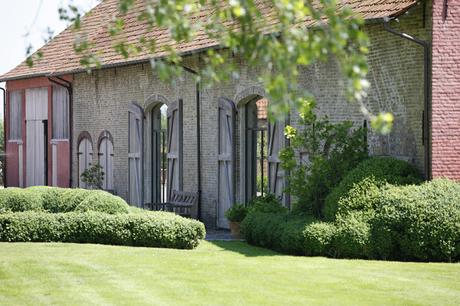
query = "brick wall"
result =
(72, 4, 431, 227)
(431, 0, 460, 179)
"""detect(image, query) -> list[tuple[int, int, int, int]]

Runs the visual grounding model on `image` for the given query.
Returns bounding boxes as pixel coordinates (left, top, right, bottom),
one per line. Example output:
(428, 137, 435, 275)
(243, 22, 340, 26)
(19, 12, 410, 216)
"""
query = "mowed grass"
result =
(0, 241, 459, 306)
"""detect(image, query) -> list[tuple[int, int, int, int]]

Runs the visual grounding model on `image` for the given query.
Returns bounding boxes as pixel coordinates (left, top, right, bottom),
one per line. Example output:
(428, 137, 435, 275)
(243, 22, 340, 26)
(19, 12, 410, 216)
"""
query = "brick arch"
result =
(77, 131, 93, 146)
(97, 130, 114, 150)
(234, 86, 266, 106)
(145, 93, 170, 112)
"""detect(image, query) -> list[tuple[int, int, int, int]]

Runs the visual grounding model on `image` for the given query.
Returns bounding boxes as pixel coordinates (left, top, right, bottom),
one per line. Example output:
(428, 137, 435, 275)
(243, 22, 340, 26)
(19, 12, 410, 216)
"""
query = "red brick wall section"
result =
(431, 0, 460, 180)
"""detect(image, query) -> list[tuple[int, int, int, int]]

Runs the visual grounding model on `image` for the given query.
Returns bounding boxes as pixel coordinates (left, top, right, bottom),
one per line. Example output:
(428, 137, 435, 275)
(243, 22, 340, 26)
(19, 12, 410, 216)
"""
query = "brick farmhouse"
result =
(0, 0, 459, 227)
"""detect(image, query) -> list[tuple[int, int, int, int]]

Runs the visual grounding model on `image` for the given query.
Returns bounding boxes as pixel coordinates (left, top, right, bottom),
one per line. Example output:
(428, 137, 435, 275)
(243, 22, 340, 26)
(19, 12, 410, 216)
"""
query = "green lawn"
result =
(0, 241, 459, 306)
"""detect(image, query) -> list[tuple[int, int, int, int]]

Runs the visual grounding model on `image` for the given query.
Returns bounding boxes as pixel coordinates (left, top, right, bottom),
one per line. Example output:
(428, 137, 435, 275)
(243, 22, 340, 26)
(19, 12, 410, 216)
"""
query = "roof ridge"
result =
(1, 0, 418, 82)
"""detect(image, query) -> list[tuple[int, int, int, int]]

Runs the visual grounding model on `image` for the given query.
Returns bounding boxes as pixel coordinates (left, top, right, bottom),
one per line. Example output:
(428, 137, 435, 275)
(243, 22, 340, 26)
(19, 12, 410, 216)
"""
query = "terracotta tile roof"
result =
(0, 0, 418, 82)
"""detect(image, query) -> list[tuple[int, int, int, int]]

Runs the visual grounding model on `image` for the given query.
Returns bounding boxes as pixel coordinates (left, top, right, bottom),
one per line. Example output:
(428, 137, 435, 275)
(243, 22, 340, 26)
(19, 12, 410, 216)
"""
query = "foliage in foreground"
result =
(242, 179, 460, 262)
(52, 0, 395, 132)
(0, 211, 205, 249)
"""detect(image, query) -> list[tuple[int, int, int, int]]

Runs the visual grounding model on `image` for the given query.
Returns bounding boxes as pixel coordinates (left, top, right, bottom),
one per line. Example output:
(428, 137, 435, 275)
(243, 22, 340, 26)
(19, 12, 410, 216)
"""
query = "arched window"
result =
(77, 131, 93, 188)
(98, 131, 114, 191)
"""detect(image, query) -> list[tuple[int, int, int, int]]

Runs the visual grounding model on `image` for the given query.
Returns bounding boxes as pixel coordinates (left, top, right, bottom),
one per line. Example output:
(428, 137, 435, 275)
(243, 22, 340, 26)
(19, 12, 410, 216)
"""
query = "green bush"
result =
(27, 186, 67, 213)
(75, 190, 130, 214)
(334, 212, 371, 258)
(280, 108, 368, 217)
(0, 188, 42, 212)
(241, 211, 314, 255)
(26, 187, 129, 214)
(224, 204, 248, 222)
(303, 221, 336, 256)
(59, 189, 93, 212)
(371, 179, 460, 262)
(335, 176, 382, 218)
(247, 194, 288, 214)
(0, 211, 205, 249)
(324, 157, 422, 221)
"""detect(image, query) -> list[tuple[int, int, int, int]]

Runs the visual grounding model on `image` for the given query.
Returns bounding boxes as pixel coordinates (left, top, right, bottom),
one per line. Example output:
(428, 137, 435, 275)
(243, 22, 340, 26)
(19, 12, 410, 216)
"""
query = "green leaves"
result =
(49, 0, 392, 132)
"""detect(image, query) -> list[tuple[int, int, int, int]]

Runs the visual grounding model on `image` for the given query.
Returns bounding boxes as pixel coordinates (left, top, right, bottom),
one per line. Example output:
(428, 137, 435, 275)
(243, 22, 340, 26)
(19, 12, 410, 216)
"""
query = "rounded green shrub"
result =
(324, 156, 422, 221)
(27, 186, 67, 213)
(0, 211, 205, 249)
(371, 179, 460, 261)
(59, 188, 93, 212)
(241, 211, 313, 255)
(75, 190, 130, 214)
(334, 212, 371, 258)
(336, 176, 382, 218)
(303, 221, 336, 256)
(0, 188, 42, 212)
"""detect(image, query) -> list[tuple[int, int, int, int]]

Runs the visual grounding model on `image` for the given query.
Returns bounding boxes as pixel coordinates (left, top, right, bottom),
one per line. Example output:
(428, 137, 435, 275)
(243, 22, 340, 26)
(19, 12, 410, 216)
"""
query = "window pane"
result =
(52, 86, 69, 139)
(9, 91, 22, 140)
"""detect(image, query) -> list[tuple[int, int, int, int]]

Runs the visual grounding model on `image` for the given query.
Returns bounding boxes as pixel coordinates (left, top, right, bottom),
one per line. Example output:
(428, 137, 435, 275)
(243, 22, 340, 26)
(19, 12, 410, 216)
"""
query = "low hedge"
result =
(241, 212, 314, 255)
(243, 179, 460, 262)
(9, 187, 130, 214)
(324, 157, 422, 221)
(75, 190, 130, 214)
(0, 211, 205, 249)
(371, 179, 460, 262)
(303, 221, 336, 256)
(0, 188, 43, 212)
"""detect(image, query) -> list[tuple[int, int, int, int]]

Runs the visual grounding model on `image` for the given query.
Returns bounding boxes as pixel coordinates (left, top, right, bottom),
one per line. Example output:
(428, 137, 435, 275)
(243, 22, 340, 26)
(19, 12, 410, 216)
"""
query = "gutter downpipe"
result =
(383, 17, 432, 180)
(47, 76, 73, 187)
(0, 86, 6, 186)
(181, 64, 202, 221)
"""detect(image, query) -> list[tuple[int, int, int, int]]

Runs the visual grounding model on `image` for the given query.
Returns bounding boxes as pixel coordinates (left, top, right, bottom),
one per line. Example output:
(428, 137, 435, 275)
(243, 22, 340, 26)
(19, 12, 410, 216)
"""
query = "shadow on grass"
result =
(208, 240, 281, 257)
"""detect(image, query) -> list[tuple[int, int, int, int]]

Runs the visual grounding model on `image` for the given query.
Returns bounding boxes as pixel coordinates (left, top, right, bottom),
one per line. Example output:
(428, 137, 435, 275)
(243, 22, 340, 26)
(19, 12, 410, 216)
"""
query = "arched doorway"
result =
(144, 98, 183, 206)
(145, 102, 168, 204)
(238, 94, 288, 205)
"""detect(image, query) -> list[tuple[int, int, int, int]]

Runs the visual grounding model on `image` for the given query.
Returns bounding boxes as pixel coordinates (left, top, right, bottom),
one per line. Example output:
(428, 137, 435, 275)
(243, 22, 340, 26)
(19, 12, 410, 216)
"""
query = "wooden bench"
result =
(146, 190, 198, 218)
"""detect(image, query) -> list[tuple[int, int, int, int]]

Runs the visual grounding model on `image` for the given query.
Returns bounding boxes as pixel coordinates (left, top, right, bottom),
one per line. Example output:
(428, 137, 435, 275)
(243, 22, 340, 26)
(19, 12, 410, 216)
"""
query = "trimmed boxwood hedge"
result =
(75, 190, 130, 214)
(0, 188, 43, 213)
(371, 179, 460, 262)
(242, 179, 460, 262)
(323, 157, 422, 221)
(242, 212, 314, 255)
(6, 187, 130, 214)
(0, 187, 206, 249)
(0, 211, 205, 249)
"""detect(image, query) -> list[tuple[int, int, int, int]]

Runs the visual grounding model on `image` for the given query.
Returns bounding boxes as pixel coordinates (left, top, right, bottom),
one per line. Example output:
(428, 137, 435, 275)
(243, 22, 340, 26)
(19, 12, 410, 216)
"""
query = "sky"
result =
(0, 0, 99, 117)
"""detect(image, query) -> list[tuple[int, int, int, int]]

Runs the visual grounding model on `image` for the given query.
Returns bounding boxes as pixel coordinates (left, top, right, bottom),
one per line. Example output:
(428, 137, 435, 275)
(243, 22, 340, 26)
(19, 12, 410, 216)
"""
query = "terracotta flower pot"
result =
(229, 221, 241, 239)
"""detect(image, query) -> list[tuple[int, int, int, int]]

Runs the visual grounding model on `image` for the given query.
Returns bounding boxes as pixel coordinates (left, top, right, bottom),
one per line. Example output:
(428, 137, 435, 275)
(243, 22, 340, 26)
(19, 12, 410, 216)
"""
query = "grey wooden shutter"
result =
(99, 135, 114, 191)
(128, 103, 144, 206)
(52, 86, 69, 139)
(9, 91, 23, 140)
(151, 106, 162, 203)
(167, 100, 183, 200)
(268, 118, 287, 203)
(25, 88, 48, 187)
(78, 136, 93, 188)
(217, 98, 235, 228)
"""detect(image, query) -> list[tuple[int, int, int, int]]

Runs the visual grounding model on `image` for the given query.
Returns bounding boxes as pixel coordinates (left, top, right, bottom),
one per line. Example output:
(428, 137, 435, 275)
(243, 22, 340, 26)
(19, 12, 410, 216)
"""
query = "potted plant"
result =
(225, 204, 248, 239)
